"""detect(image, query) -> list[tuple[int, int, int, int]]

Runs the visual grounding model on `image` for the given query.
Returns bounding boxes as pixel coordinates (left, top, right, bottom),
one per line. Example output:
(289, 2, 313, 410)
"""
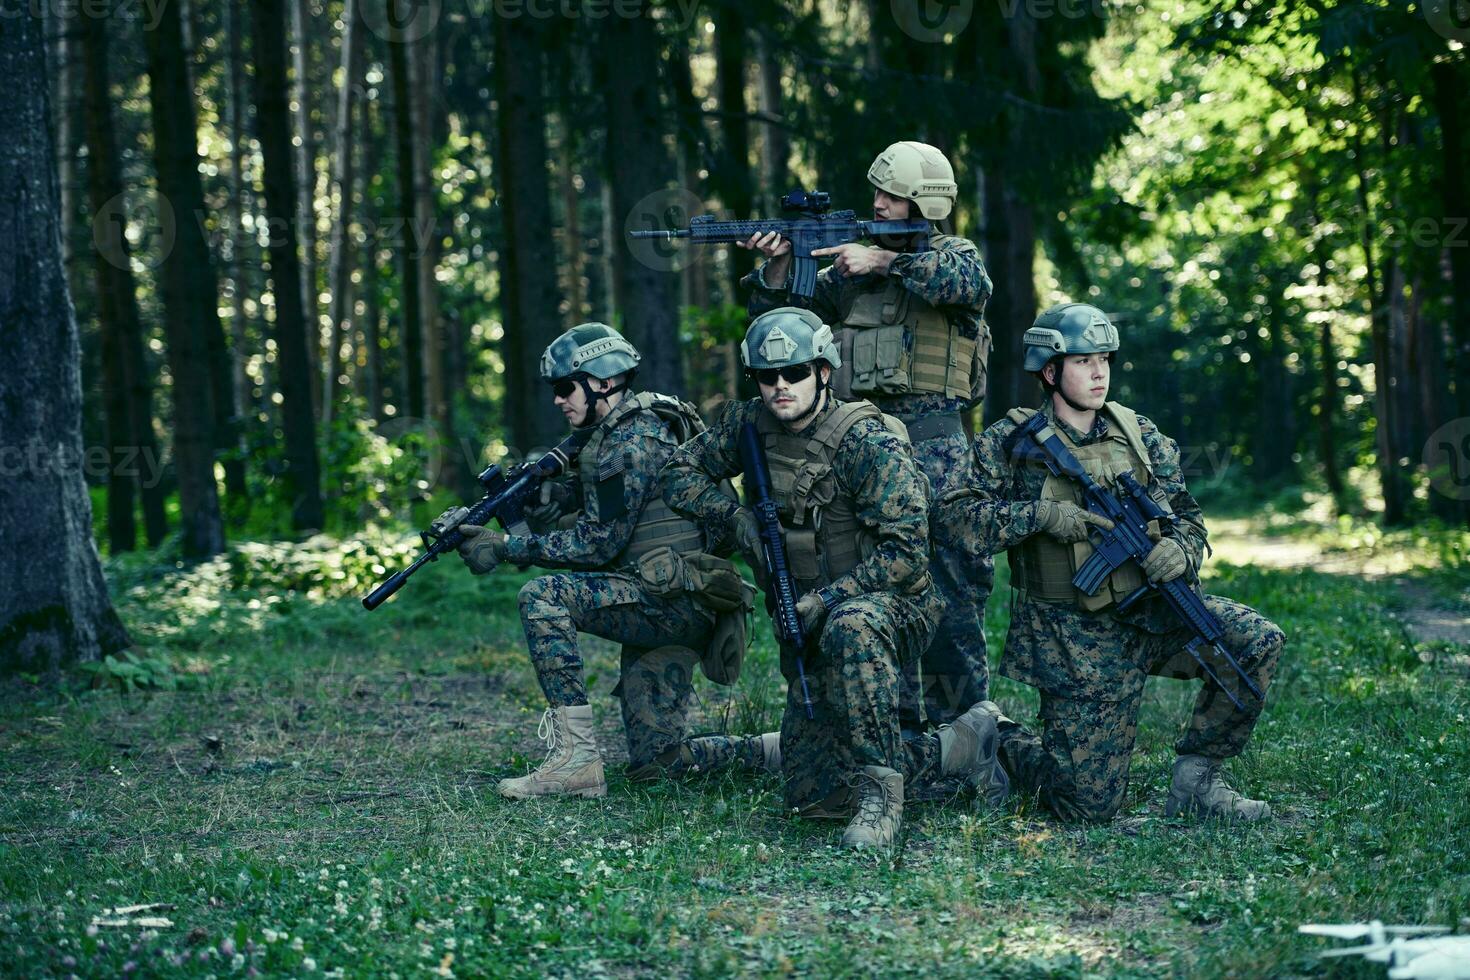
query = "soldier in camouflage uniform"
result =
(934, 304, 1285, 823)
(662, 308, 1007, 849)
(740, 141, 993, 727)
(437, 323, 765, 799)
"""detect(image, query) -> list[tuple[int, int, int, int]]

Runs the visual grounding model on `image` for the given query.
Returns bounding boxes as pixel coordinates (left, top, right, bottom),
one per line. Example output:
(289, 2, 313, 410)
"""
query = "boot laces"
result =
(535, 708, 562, 763)
(849, 770, 898, 830)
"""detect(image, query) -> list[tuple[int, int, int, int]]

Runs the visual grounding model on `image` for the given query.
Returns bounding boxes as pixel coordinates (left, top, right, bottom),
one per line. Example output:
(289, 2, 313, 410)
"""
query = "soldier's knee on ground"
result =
(1048, 778, 1127, 824)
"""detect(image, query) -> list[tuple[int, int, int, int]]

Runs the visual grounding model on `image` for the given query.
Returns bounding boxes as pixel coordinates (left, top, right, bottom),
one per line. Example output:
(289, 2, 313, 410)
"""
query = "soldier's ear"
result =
(1041, 362, 1057, 387)
(819, 364, 832, 385)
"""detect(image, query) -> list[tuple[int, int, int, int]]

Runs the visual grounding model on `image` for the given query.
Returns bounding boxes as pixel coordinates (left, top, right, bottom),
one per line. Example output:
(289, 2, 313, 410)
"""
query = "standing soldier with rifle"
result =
(662, 308, 1007, 850)
(934, 303, 1285, 823)
(739, 141, 993, 729)
(433, 324, 759, 799)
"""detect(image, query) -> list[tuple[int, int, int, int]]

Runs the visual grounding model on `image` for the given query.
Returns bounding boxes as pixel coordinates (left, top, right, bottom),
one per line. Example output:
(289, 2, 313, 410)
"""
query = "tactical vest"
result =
(578, 392, 706, 568)
(1007, 403, 1167, 612)
(754, 400, 912, 596)
(831, 263, 978, 401)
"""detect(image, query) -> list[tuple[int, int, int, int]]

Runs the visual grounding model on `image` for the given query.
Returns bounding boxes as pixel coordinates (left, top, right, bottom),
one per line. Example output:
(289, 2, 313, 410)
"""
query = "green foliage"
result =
(75, 651, 196, 693)
(4, 522, 1468, 975)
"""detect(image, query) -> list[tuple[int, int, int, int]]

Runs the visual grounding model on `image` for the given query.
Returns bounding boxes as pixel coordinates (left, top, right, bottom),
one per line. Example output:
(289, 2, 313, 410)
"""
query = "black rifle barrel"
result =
(738, 421, 815, 719)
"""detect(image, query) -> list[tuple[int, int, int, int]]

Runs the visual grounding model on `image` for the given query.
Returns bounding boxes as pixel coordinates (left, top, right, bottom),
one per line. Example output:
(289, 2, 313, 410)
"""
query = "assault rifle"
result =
(628, 189, 930, 303)
(738, 421, 815, 719)
(1012, 411, 1264, 711)
(361, 429, 593, 611)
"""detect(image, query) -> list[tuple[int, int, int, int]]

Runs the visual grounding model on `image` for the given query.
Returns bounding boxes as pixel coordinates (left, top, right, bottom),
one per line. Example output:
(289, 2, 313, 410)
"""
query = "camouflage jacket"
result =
(660, 396, 933, 605)
(743, 234, 992, 418)
(499, 397, 698, 572)
(935, 400, 1210, 629)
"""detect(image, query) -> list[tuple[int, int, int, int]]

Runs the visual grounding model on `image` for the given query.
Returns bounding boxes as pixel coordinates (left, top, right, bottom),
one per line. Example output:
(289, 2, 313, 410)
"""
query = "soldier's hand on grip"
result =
(456, 524, 508, 575)
(731, 507, 764, 566)
(795, 593, 827, 635)
(1034, 500, 1115, 544)
(1141, 537, 1189, 583)
(739, 230, 791, 258)
(526, 481, 572, 526)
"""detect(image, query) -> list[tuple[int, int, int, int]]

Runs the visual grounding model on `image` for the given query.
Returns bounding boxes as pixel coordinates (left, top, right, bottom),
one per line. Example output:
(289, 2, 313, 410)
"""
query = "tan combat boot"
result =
(840, 766, 904, 850)
(1165, 754, 1270, 821)
(937, 701, 1010, 810)
(498, 705, 607, 800)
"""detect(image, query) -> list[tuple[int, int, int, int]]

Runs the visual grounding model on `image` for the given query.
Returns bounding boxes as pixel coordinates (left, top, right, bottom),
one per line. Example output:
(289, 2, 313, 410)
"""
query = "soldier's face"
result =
(873, 189, 911, 220)
(552, 377, 614, 426)
(1049, 354, 1111, 411)
(758, 363, 829, 423)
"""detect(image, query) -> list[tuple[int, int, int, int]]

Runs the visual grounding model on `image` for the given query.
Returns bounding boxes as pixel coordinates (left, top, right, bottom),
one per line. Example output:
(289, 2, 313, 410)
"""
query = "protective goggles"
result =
(748, 363, 814, 387)
(549, 376, 586, 399)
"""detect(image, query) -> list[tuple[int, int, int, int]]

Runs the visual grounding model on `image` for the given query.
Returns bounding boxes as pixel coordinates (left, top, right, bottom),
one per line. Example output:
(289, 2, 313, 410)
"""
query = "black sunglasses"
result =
(749, 364, 814, 387)
(550, 377, 584, 399)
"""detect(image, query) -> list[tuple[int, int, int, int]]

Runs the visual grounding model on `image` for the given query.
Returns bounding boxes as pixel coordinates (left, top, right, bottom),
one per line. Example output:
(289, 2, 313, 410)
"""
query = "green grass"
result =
(2, 525, 1467, 976)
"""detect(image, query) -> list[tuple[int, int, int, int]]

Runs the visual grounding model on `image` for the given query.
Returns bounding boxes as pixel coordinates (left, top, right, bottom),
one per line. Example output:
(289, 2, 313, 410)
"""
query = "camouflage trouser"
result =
(518, 572, 715, 770)
(907, 429, 992, 726)
(780, 590, 942, 813)
(999, 595, 1285, 823)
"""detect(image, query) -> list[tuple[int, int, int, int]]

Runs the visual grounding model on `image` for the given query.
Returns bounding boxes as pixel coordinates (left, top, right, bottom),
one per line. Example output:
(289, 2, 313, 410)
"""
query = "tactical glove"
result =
(795, 593, 827, 635)
(526, 481, 573, 527)
(1141, 537, 1189, 583)
(731, 508, 764, 565)
(456, 524, 509, 575)
(1034, 500, 1115, 544)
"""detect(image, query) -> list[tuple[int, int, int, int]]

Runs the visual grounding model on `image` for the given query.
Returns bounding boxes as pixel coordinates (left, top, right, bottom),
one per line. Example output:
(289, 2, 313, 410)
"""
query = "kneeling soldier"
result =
(437, 323, 754, 798)
(935, 304, 1285, 823)
(662, 308, 1006, 849)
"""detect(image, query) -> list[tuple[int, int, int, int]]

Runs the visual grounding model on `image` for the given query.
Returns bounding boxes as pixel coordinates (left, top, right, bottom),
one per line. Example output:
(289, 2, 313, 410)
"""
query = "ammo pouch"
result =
(634, 546, 756, 686)
(841, 283, 914, 397)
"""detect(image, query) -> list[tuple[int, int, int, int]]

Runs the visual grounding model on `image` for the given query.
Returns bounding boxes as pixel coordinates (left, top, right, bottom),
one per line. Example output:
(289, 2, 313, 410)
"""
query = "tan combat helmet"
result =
(867, 141, 958, 221)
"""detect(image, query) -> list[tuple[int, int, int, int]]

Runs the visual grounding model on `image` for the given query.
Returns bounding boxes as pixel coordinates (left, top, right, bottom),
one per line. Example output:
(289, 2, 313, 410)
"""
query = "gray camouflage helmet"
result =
(741, 307, 842, 371)
(539, 322, 641, 382)
(1023, 303, 1120, 373)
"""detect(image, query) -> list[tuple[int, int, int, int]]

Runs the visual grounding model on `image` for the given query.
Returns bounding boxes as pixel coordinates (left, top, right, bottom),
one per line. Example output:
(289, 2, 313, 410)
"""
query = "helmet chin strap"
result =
(573, 376, 629, 428)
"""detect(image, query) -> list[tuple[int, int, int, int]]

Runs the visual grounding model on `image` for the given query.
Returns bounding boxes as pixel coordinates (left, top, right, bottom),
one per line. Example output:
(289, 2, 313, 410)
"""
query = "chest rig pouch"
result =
(753, 401, 906, 597)
(1008, 404, 1172, 612)
(831, 271, 977, 402)
(577, 392, 708, 568)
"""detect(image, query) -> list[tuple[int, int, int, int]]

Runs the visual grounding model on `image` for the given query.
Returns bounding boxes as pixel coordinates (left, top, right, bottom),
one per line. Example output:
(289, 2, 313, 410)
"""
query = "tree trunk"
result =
(410, 29, 457, 485)
(226, 0, 254, 525)
(387, 20, 424, 419)
(494, 17, 567, 453)
(1311, 231, 1347, 507)
(291, 0, 321, 414)
(981, 168, 1037, 422)
(251, 0, 324, 530)
(602, 7, 683, 395)
(1431, 61, 1470, 426)
(755, 29, 789, 215)
(666, 28, 709, 314)
(322, 0, 365, 425)
(143, 0, 229, 557)
(51, 3, 79, 280)
(82, 9, 169, 554)
(714, 4, 753, 303)
(361, 93, 386, 423)
(0, 9, 131, 674)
